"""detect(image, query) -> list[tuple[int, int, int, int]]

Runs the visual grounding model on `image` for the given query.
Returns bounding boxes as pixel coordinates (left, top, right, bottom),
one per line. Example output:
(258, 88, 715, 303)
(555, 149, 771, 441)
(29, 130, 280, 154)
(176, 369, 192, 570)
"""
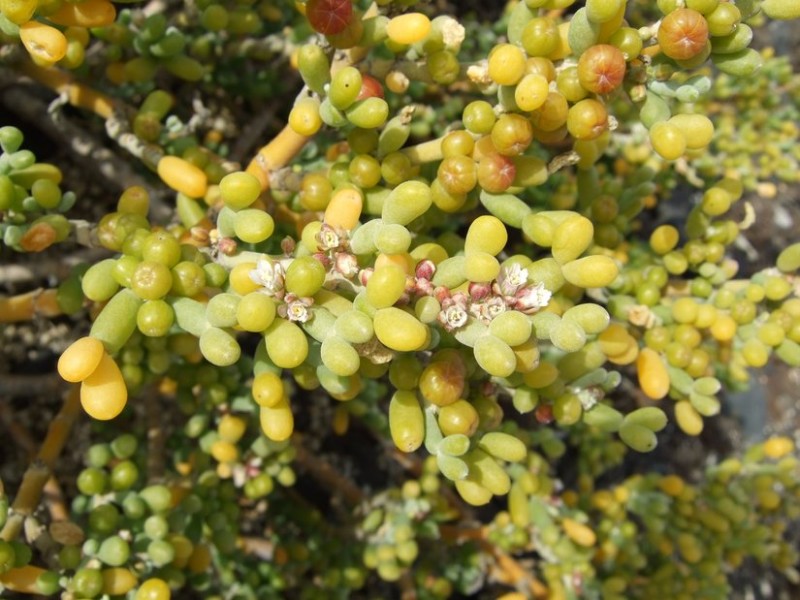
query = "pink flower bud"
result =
(313, 252, 332, 269)
(218, 237, 237, 255)
(414, 278, 434, 297)
(451, 291, 469, 309)
(415, 259, 436, 280)
(359, 268, 374, 287)
(334, 252, 359, 278)
(281, 236, 296, 255)
(468, 282, 492, 301)
(434, 286, 451, 304)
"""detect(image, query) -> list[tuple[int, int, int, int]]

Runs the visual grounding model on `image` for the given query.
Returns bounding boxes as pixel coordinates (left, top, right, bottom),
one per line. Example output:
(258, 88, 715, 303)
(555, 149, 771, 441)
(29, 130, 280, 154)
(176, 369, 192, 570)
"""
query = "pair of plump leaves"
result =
(425, 408, 471, 481)
(424, 409, 528, 481)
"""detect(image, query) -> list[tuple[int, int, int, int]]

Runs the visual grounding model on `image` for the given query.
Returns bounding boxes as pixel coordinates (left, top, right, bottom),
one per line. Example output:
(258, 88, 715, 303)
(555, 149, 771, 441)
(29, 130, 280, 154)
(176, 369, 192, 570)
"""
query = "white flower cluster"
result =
(249, 258, 312, 323)
(249, 258, 285, 297)
(436, 263, 552, 332)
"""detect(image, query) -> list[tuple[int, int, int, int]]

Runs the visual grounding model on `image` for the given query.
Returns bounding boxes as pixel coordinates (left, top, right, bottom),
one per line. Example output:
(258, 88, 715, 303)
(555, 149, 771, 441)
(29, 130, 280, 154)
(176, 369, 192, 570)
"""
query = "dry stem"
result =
(0, 565, 47, 594)
(0, 396, 69, 523)
(0, 386, 81, 542)
(245, 124, 310, 191)
(0, 85, 150, 193)
(0, 374, 63, 398)
(145, 387, 166, 481)
(291, 434, 364, 506)
(0, 289, 63, 323)
(18, 62, 117, 120)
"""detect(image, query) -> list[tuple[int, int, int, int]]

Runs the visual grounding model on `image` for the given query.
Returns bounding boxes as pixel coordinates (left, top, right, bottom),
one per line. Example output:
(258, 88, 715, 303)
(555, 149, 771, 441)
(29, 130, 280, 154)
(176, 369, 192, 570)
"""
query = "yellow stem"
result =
(0, 398, 68, 522)
(0, 565, 47, 594)
(38, 386, 82, 469)
(642, 44, 662, 59)
(245, 125, 309, 191)
(0, 387, 80, 542)
(0, 464, 49, 543)
(42, 477, 69, 523)
(0, 289, 62, 323)
(488, 543, 548, 598)
(245, 3, 383, 191)
(18, 62, 116, 120)
(439, 524, 548, 597)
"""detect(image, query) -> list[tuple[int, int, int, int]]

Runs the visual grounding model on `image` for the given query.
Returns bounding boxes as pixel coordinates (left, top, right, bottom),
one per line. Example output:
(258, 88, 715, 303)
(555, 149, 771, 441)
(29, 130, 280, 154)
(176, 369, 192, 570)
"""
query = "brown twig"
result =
(0, 399, 38, 452)
(229, 108, 281, 164)
(145, 386, 166, 481)
(37, 386, 81, 468)
(0, 373, 64, 398)
(0, 84, 151, 194)
(291, 434, 364, 506)
(0, 247, 106, 286)
(400, 572, 417, 600)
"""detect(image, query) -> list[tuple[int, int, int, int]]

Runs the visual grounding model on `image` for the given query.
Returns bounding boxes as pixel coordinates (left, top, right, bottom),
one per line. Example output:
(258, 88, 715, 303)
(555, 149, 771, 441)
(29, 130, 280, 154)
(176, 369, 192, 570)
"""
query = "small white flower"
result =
(497, 263, 529, 296)
(574, 387, 602, 411)
(279, 293, 313, 323)
(286, 301, 311, 323)
(515, 282, 551, 314)
(232, 464, 247, 487)
(471, 296, 507, 323)
(438, 304, 468, 331)
(249, 258, 285, 296)
(316, 224, 341, 252)
(485, 297, 507, 319)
